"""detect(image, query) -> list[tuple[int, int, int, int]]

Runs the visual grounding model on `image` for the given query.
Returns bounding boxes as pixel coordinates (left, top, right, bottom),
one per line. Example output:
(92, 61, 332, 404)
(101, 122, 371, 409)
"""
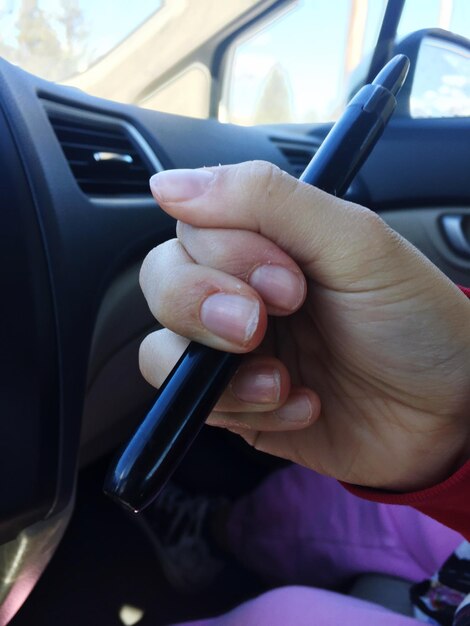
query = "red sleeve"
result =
(344, 284, 470, 540)
(343, 460, 470, 540)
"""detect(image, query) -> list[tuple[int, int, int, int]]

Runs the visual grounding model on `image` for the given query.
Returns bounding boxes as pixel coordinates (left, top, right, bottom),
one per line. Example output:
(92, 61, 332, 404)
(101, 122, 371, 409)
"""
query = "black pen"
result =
(104, 54, 410, 513)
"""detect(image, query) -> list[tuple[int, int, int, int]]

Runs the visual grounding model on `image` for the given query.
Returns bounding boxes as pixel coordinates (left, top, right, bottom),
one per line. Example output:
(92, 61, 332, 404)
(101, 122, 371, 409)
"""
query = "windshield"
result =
(0, 0, 161, 82)
(1, 0, 469, 123)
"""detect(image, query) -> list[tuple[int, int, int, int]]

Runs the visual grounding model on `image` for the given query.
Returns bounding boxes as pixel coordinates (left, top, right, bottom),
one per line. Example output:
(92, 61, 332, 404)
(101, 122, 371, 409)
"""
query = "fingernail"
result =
(249, 265, 304, 311)
(275, 393, 312, 423)
(231, 367, 281, 404)
(200, 294, 259, 344)
(149, 169, 214, 202)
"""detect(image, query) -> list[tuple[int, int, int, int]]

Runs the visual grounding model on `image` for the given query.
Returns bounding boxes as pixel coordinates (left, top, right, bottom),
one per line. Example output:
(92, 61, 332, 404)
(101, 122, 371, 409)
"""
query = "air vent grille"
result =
(47, 111, 154, 196)
(271, 138, 319, 178)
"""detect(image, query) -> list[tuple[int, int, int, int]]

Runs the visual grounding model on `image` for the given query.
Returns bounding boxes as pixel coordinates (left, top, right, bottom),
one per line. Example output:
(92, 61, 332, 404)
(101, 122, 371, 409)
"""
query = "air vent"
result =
(44, 104, 161, 197)
(271, 138, 319, 178)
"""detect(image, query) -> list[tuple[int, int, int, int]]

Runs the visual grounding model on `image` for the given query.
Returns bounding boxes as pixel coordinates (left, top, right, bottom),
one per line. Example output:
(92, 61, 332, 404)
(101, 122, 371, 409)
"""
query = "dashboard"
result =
(0, 56, 469, 622)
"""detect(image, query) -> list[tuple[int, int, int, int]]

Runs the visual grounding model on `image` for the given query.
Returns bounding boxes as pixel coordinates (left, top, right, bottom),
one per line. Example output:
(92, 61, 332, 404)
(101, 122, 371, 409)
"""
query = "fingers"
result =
(139, 238, 267, 353)
(207, 388, 321, 432)
(217, 356, 291, 412)
(176, 223, 306, 315)
(139, 327, 292, 412)
(140, 327, 320, 433)
(140, 221, 307, 355)
(139, 327, 321, 427)
(139, 328, 189, 388)
(149, 162, 388, 286)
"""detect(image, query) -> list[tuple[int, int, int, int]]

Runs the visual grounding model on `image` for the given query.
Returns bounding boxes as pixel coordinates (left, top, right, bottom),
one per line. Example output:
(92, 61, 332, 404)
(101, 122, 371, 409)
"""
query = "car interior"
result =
(1, 0, 469, 624)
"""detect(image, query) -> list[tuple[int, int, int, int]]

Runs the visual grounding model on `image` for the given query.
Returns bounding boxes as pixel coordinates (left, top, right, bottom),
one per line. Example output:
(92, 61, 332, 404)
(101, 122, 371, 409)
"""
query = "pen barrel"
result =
(300, 84, 396, 195)
(104, 347, 241, 511)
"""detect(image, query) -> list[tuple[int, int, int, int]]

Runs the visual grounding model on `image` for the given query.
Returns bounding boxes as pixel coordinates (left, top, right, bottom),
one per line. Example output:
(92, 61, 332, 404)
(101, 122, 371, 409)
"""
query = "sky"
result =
(0, 0, 469, 123)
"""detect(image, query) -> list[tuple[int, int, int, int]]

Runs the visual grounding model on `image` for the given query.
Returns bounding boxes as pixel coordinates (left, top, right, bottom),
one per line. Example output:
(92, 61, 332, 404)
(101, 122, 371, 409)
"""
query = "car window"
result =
(0, 0, 161, 82)
(398, 0, 470, 119)
(220, 0, 470, 125)
(409, 35, 469, 118)
(219, 0, 386, 125)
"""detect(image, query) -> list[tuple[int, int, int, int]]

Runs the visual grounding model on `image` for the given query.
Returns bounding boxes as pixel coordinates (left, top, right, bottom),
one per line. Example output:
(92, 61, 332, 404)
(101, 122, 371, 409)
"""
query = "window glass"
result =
(0, 0, 161, 82)
(220, 0, 387, 125)
(411, 36, 469, 118)
(221, 0, 470, 125)
(397, 0, 470, 41)
(397, 0, 470, 118)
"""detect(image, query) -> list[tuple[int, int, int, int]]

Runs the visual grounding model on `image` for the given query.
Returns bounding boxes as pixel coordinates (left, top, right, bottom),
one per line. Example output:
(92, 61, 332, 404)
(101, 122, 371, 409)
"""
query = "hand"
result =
(139, 162, 470, 491)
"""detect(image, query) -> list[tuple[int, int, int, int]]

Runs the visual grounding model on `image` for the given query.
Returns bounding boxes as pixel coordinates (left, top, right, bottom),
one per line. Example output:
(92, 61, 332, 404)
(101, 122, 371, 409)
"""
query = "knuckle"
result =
(338, 206, 406, 277)
(176, 220, 191, 240)
(247, 160, 284, 196)
(154, 268, 212, 332)
(138, 333, 156, 384)
(139, 239, 179, 293)
(139, 248, 155, 294)
(357, 209, 398, 250)
(357, 207, 386, 232)
(176, 221, 198, 250)
(241, 160, 297, 213)
(248, 159, 281, 181)
(335, 201, 385, 240)
(151, 266, 184, 315)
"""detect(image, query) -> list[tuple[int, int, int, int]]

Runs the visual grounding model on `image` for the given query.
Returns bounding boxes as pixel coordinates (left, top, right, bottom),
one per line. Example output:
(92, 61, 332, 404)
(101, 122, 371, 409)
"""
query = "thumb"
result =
(149, 161, 393, 287)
